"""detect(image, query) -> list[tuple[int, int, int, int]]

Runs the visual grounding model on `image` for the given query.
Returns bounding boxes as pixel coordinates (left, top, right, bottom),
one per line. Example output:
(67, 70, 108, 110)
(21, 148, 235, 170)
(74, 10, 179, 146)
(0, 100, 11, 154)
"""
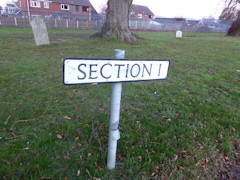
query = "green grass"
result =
(0, 27, 239, 179)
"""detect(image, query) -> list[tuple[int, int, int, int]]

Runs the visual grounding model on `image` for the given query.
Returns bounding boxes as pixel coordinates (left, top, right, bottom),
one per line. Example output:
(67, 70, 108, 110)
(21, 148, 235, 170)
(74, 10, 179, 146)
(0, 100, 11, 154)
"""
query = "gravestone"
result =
(176, 30, 183, 38)
(30, 17, 50, 46)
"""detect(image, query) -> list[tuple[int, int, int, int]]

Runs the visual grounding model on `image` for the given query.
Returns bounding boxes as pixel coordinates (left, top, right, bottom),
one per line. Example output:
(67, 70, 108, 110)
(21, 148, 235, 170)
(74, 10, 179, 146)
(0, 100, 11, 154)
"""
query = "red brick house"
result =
(15, 0, 96, 20)
(131, 4, 154, 20)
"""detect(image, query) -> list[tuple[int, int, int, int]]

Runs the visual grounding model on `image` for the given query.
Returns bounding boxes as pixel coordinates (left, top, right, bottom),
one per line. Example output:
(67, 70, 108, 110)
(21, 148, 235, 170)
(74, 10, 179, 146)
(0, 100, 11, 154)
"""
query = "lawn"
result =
(0, 27, 239, 179)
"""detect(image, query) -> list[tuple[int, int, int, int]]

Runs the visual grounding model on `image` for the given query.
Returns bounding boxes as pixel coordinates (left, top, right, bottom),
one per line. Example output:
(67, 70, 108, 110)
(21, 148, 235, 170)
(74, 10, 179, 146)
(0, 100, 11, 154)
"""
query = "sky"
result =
(90, 0, 225, 19)
(0, 0, 226, 19)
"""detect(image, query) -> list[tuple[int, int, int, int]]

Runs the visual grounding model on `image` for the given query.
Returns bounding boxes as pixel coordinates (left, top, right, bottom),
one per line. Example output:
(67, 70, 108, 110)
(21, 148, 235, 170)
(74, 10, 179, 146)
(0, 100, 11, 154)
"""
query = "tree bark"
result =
(227, 12, 240, 36)
(219, 0, 240, 36)
(95, 0, 136, 42)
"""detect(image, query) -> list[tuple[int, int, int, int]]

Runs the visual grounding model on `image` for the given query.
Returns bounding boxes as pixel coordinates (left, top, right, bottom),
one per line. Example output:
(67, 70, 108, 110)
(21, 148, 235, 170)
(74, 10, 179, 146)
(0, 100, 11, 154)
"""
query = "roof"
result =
(52, 0, 92, 7)
(155, 18, 187, 24)
(187, 20, 202, 26)
(6, 3, 16, 7)
(131, 4, 154, 16)
(202, 19, 225, 28)
(91, 7, 99, 16)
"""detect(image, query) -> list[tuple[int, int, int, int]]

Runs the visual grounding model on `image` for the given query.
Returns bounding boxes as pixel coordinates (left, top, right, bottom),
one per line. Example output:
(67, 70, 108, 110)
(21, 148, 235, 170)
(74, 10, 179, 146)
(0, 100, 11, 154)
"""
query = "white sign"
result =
(63, 58, 170, 85)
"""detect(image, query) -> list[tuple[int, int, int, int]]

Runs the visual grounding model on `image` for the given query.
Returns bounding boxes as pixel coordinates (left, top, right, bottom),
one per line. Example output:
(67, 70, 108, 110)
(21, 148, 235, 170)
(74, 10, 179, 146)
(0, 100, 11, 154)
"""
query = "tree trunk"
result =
(227, 12, 240, 36)
(219, 0, 240, 36)
(95, 0, 136, 42)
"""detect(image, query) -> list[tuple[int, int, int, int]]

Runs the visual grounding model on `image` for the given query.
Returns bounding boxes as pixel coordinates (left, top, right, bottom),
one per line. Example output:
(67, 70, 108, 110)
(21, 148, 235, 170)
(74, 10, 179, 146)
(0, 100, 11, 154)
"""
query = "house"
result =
(131, 4, 154, 19)
(154, 18, 187, 31)
(3, 3, 21, 16)
(15, 0, 97, 20)
(185, 20, 204, 31)
(201, 18, 230, 33)
(187, 20, 203, 27)
(202, 18, 222, 28)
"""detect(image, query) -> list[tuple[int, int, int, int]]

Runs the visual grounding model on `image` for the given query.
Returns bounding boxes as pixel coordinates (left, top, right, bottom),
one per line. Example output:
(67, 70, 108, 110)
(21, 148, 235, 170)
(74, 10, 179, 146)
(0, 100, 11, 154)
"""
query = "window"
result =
(30, 1, 41, 8)
(61, 4, 69, 10)
(138, 14, 142, 18)
(75, 5, 79, 11)
(44, 2, 49, 9)
(82, 6, 89, 12)
(149, 15, 152, 19)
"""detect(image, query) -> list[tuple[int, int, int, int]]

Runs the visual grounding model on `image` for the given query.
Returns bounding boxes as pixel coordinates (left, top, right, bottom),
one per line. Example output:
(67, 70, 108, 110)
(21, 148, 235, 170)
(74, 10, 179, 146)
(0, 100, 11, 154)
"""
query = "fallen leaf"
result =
(203, 154, 209, 172)
(76, 170, 80, 177)
(23, 147, 29, 151)
(57, 134, 63, 139)
(39, 177, 51, 180)
(64, 156, 70, 159)
(138, 156, 142, 161)
(64, 116, 71, 120)
(174, 154, 178, 161)
(219, 133, 223, 140)
(205, 155, 209, 163)
(3, 115, 11, 125)
(203, 164, 208, 172)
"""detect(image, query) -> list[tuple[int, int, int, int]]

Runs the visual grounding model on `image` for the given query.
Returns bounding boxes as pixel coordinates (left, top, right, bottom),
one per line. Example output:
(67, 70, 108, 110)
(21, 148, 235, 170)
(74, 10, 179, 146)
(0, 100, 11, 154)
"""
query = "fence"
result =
(0, 16, 102, 30)
(129, 18, 230, 33)
(0, 13, 230, 33)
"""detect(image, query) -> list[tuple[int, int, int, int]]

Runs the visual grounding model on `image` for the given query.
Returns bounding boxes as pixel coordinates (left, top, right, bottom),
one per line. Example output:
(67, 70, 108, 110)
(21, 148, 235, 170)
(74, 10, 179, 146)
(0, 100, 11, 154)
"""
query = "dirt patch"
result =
(49, 33, 91, 42)
(0, 34, 33, 39)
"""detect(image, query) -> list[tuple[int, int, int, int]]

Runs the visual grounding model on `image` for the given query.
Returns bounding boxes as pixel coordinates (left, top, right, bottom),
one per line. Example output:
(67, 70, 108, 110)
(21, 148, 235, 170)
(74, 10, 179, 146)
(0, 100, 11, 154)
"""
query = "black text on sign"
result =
(63, 58, 170, 85)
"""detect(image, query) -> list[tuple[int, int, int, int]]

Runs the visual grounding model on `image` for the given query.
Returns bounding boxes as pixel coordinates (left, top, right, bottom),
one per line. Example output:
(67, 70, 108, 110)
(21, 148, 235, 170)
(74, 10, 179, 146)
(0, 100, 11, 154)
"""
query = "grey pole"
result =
(107, 49, 125, 170)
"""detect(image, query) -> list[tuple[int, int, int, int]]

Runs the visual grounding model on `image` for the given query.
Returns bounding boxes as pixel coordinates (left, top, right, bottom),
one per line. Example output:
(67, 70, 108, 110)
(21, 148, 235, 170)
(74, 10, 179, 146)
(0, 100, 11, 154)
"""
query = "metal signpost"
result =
(63, 49, 170, 170)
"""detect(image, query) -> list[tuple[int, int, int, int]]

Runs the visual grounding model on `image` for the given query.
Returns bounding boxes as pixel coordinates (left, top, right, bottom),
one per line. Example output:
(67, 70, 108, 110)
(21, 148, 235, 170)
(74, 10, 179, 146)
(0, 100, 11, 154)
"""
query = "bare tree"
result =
(94, 0, 137, 42)
(220, 0, 240, 36)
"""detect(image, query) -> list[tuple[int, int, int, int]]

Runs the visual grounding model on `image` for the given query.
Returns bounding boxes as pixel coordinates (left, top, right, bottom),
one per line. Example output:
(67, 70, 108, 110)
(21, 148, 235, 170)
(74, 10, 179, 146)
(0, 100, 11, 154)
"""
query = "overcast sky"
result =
(90, 0, 225, 19)
(0, 0, 226, 19)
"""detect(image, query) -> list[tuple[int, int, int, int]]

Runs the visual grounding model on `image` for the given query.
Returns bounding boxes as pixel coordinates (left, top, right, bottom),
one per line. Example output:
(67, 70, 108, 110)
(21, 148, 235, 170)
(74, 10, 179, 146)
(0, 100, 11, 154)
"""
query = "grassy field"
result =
(0, 27, 239, 179)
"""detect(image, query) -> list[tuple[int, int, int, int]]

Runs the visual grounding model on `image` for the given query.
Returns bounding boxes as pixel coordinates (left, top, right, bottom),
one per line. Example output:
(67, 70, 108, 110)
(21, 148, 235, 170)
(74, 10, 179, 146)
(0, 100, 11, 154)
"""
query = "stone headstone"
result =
(30, 17, 50, 46)
(176, 30, 182, 39)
